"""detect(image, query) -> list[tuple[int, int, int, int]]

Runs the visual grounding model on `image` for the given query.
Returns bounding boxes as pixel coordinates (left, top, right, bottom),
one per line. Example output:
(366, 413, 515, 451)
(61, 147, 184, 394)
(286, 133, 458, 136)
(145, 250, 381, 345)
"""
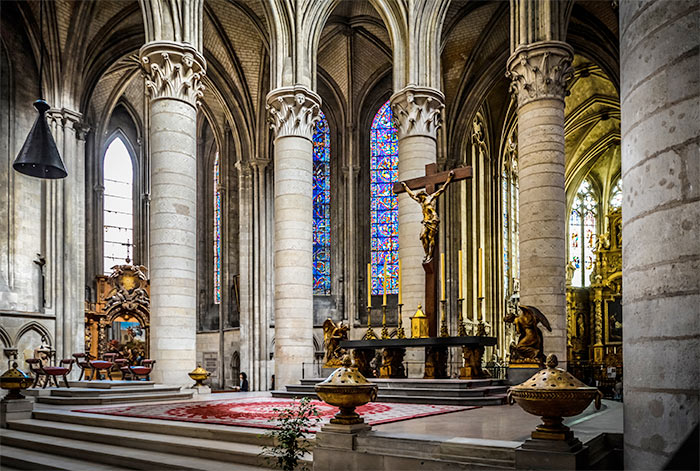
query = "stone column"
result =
(620, 1, 699, 468)
(140, 42, 205, 386)
(267, 86, 321, 388)
(507, 41, 573, 364)
(390, 86, 444, 332)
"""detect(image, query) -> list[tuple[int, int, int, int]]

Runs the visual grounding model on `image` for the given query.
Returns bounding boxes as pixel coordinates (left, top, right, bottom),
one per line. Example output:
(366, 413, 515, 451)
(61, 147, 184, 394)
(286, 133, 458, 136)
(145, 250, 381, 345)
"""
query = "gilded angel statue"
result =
(322, 318, 349, 368)
(504, 305, 552, 365)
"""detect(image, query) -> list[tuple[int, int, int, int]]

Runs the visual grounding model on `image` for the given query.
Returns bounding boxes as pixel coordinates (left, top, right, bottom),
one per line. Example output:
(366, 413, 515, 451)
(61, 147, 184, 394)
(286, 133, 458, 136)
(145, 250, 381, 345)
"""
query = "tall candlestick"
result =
(458, 250, 463, 299)
(440, 252, 446, 301)
(477, 247, 483, 298)
(367, 263, 372, 308)
(382, 263, 388, 306)
(398, 259, 402, 305)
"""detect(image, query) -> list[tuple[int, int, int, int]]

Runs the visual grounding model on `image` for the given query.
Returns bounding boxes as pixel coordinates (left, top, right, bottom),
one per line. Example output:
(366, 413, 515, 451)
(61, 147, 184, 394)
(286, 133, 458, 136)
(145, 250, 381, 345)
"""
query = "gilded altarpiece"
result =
(85, 263, 150, 362)
(566, 209, 622, 388)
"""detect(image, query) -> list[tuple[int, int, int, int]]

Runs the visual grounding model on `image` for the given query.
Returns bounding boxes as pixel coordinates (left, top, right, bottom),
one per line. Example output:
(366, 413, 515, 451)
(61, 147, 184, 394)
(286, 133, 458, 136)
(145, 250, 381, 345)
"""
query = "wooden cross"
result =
(392, 163, 473, 337)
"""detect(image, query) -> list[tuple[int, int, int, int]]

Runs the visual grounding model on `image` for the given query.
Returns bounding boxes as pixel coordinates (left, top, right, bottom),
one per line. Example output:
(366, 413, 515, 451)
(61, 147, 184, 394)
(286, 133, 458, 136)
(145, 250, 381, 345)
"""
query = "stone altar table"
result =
(340, 336, 496, 380)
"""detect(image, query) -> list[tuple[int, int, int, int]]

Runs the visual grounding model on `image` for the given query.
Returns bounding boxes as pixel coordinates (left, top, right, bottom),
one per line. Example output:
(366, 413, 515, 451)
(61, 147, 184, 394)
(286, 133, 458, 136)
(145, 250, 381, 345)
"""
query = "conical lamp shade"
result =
(13, 99, 67, 179)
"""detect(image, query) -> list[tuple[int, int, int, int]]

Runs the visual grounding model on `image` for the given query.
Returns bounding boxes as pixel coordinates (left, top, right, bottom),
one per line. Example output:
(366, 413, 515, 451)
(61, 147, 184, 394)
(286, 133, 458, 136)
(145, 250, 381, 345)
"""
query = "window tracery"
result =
(502, 134, 520, 296)
(569, 180, 598, 287)
(103, 137, 134, 273)
(313, 111, 331, 295)
(214, 151, 221, 304)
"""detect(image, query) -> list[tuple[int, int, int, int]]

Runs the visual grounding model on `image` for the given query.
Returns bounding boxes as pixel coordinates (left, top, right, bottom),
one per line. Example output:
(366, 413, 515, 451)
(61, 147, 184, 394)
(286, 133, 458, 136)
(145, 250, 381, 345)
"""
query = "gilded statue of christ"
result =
(400, 170, 455, 264)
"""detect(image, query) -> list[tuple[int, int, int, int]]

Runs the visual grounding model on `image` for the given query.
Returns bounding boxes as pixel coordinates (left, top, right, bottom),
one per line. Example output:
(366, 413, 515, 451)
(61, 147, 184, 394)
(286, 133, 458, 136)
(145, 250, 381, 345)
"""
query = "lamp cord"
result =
(38, 0, 44, 100)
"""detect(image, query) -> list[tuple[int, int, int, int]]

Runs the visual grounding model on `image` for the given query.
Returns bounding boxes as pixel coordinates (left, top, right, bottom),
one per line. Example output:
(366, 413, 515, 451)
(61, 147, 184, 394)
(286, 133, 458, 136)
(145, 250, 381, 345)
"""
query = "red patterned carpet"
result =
(75, 397, 477, 432)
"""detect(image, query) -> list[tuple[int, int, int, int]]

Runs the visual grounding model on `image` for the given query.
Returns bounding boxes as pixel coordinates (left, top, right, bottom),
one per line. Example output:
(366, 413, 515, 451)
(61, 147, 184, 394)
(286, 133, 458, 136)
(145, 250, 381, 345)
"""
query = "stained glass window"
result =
(103, 137, 134, 274)
(370, 101, 399, 295)
(569, 180, 598, 287)
(609, 179, 622, 209)
(313, 111, 331, 295)
(213, 152, 222, 304)
(502, 135, 519, 295)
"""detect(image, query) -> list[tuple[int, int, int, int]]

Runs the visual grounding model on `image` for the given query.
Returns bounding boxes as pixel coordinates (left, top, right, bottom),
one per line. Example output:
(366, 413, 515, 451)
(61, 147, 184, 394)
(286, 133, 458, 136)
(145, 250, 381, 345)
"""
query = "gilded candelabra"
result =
(439, 299, 449, 337)
(380, 304, 389, 339)
(364, 306, 377, 340)
(457, 298, 467, 336)
(395, 304, 406, 339)
(476, 297, 486, 336)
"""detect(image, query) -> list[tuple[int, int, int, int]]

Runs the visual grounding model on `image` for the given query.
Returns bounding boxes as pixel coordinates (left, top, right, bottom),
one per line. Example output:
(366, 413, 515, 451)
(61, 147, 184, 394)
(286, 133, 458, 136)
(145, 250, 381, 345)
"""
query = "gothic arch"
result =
(14, 321, 52, 347)
(0, 326, 11, 349)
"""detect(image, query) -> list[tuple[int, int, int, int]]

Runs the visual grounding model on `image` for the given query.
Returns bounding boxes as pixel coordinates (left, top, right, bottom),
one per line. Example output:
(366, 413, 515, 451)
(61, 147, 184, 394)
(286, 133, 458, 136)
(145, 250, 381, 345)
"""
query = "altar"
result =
(340, 336, 496, 380)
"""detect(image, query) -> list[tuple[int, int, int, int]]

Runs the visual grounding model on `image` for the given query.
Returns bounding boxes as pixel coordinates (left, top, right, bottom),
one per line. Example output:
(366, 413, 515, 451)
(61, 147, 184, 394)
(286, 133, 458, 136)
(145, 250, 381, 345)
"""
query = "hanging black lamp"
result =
(13, 0, 67, 179)
(13, 99, 67, 178)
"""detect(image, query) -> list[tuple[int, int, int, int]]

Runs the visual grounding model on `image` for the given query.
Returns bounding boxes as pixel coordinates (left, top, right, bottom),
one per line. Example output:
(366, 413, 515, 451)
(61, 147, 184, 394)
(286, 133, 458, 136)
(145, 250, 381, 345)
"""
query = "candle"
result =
(367, 263, 372, 308)
(458, 250, 463, 299)
(398, 260, 402, 305)
(440, 252, 446, 301)
(383, 263, 388, 306)
(477, 247, 483, 298)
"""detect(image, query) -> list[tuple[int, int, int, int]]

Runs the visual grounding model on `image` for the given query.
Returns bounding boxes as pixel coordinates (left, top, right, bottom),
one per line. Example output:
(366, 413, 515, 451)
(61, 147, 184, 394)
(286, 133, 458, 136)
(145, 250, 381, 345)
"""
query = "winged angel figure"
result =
(504, 305, 552, 365)
(322, 318, 349, 368)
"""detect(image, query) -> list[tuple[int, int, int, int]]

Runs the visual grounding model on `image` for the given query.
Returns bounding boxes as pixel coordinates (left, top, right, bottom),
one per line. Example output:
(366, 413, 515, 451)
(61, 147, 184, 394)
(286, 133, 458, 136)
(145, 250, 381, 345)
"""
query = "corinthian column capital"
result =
(266, 86, 322, 141)
(506, 41, 574, 107)
(140, 41, 207, 107)
(390, 86, 444, 141)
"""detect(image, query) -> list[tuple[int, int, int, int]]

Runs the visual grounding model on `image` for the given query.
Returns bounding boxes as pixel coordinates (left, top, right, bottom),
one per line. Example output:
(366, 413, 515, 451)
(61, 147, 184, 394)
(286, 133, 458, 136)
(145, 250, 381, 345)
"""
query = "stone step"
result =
(72, 380, 156, 389)
(300, 378, 505, 389)
(0, 427, 277, 471)
(271, 389, 507, 406)
(0, 445, 132, 471)
(49, 385, 182, 397)
(32, 409, 278, 446)
(35, 390, 193, 405)
(286, 384, 508, 398)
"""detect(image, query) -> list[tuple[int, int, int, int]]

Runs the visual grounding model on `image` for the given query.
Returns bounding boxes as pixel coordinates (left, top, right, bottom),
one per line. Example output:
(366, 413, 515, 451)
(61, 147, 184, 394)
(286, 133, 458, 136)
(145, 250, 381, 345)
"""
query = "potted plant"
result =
(260, 397, 320, 471)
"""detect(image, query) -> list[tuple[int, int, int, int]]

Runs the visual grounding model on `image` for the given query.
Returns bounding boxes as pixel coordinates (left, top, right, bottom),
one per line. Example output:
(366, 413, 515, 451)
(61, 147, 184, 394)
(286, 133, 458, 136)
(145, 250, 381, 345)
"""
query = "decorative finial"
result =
(546, 354, 558, 368)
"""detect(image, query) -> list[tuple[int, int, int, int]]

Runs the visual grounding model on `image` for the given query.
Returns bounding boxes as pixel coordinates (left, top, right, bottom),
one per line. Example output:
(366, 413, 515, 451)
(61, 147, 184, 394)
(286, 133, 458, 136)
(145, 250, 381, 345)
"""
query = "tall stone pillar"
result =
(140, 42, 205, 386)
(391, 86, 444, 331)
(267, 86, 320, 388)
(620, 1, 699, 468)
(507, 42, 573, 364)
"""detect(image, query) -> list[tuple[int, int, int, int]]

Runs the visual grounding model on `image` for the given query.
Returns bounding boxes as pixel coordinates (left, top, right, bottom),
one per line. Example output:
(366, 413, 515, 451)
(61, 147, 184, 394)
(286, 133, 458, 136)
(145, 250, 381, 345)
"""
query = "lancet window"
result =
(502, 135, 519, 296)
(214, 151, 221, 304)
(103, 136, 134, 273)
(609, 179, 622, 209)
(370, 101, 399, 295)
(569, 180, 598, 287)
(313, 111, 331, 295)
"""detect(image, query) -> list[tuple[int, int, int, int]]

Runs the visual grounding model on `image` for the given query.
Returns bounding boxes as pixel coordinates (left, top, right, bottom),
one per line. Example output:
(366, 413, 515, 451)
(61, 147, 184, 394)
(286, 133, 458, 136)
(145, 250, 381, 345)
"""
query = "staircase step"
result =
(32, 409, 278, 446)
(0, 445, 132, 471)
(72, 380, 156, 389)
(271, 390, 507, 406)
(286, 384, 503, 398)
(0, 428, 277, 471)
(49, 385, 181, 397)
(35, 390, 193, 405)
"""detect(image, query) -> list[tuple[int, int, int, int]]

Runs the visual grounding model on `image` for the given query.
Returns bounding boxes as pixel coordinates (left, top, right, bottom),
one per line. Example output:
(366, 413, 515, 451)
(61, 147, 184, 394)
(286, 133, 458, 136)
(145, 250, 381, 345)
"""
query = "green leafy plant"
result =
(260, 397, 321, 471)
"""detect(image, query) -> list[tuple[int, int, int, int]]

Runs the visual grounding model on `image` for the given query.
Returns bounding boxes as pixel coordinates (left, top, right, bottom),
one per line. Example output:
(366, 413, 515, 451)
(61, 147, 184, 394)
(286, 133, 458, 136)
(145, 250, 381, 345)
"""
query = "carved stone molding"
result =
(506, 41, 574, 107)
(390, 86, 445, 140)
(140, 41, 206, 107)
(266, 86, 322, 140)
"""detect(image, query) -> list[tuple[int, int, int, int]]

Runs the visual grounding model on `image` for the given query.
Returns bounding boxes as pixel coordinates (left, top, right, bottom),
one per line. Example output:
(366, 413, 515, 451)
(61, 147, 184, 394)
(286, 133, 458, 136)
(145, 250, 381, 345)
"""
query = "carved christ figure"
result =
(401, 170, 455, 264)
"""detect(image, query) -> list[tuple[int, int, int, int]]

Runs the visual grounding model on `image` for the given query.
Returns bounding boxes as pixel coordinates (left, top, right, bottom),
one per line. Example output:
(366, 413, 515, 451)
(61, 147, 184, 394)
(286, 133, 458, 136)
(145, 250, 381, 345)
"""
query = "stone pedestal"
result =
(314, 422, 372, 471)
(192, 385, 211, 395)
(515, 437, 589, 470)
(508, 364, 542, 386)
(1, 398, 32, 428)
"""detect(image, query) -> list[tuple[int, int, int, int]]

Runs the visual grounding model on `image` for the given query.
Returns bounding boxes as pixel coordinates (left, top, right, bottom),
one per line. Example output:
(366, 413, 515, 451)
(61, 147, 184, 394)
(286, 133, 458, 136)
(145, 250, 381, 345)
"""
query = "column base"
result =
(515, 437, 589, 470)
(508, 364, 542, 386)
(1, 397, 33, 428)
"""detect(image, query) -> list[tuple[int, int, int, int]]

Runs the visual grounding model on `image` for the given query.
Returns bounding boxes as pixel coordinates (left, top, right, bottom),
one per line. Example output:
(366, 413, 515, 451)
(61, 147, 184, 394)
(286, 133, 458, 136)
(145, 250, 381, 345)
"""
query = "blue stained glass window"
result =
(313, 111, 331, 295)
(214, 152, 221, 304)
(370, 101, 399, 295)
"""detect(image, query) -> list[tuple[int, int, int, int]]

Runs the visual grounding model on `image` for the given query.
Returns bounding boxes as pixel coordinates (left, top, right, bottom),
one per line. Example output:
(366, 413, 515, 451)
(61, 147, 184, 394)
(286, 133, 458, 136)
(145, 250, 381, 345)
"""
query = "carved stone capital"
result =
(506, 41, 574, 107)
(140, 41, 206, 107)
(390, 86, 444, 140)
(266, 86, 322, 141)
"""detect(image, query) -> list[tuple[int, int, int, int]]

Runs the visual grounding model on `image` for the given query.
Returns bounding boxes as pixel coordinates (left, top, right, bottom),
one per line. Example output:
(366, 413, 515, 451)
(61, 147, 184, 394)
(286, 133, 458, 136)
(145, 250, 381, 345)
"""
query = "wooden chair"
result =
(42, 359, 74, 388)
(26, 358, 48, 388)
(72, 353, 94, 381)
(129, 359, 155, 381)
(114, 358, 131, 380)
(89, 359, 114, 380)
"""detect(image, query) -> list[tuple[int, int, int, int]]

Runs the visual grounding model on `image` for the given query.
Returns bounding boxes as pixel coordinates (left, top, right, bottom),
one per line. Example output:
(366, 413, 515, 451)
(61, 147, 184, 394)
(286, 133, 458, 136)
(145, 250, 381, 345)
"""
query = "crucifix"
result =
(393, 163, 473, 336)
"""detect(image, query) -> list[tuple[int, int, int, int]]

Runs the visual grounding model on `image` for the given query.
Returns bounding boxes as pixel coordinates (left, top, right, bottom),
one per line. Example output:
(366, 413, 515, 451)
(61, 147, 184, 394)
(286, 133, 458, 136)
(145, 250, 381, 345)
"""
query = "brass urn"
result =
(188, 364, 210, 388)
(1, 361, 33, 400)
(315, 355, 378, 425)
(507, 354, 602, 441)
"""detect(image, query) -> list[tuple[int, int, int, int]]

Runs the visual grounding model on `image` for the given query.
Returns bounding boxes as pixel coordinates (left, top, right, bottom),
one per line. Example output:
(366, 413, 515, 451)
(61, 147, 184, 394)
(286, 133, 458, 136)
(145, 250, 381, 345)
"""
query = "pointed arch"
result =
(14, 321, 53, 347)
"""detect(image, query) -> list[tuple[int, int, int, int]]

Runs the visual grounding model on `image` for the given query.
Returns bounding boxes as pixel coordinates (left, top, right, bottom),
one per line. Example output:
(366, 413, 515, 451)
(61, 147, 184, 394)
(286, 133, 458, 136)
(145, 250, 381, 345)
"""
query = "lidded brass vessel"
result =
(507, 354, 602, 441)
(315, 355, 378, 425)
(1, 361, 33, 400)
(188, 364, 210, 388)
